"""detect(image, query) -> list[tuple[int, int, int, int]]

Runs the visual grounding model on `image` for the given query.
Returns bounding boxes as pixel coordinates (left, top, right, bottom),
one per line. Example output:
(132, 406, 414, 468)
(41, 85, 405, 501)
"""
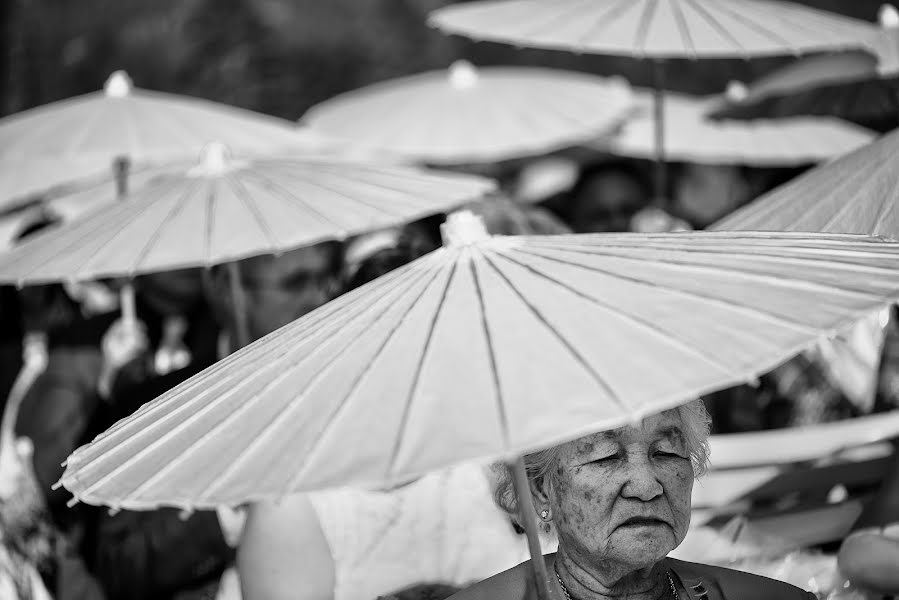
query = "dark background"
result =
(1, 0, 888, 120)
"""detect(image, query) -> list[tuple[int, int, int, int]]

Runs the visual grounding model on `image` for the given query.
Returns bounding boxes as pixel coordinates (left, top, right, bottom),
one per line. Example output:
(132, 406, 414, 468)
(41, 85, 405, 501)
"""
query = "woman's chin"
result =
(606, 530, 676, 567)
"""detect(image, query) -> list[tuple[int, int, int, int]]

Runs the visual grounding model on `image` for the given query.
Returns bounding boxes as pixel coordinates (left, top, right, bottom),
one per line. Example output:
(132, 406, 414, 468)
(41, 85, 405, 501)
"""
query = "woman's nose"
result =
(620, 460, 663, 501)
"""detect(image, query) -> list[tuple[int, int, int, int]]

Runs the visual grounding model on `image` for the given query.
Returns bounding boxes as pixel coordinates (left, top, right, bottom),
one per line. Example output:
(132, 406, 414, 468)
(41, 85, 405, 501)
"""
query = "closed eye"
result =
(591, 454, 619, 464)
(654, 451, 685, 459)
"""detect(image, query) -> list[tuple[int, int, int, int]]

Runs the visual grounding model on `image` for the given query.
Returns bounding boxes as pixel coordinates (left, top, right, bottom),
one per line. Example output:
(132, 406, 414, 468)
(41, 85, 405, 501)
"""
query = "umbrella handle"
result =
(511, 456, 552, 600)
(227, 261, 251, 350)
(120, 283, 136, 327)
(651, 59, 668, 208)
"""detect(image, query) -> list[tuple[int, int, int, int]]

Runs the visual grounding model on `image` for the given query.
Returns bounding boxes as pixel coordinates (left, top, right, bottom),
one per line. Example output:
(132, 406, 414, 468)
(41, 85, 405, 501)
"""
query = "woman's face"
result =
(545, 411, 694, 572)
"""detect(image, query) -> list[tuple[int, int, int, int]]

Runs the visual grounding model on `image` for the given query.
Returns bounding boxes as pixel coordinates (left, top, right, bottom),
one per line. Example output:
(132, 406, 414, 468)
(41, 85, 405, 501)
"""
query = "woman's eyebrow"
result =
(656, 426, 686, 444)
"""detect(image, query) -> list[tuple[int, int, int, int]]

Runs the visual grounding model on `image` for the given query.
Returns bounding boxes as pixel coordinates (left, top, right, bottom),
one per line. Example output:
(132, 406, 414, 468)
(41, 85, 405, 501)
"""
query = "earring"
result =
(540, 509, 550, 521)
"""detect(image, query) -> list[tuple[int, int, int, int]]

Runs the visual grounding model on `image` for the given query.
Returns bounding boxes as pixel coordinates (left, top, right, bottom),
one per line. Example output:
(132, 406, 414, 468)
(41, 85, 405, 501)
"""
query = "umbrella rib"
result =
(143, 264, 442, 506)
(386, 260, 460, 482)
(527, 237, 899, 274)
(130, 180, 200, 273)
(277, 264, 451, 495)
(680, 0, 746, 52)
(274, 163, 478, 215)
(227, 174, 283, 253)
(670, 0, 697, 57)
(70, 260, 440, 505)
(511, 246, 821, 334)
(237, 169, 350, 232)
(492, 249, 747, 380)
(575, 0, 638, 49)
(273, 169, 415, 219)
(870, 186, 897, 237)
(479, 252, 633, 414)
(5, 177, 181, 283)
(634, 0, 661, 56)
(469, 257, 511, 449)
(521, 242, 896, 299)
(62, 103, 113, 156)
(511, 0, 600, 42)
(693, 0, 792, 52)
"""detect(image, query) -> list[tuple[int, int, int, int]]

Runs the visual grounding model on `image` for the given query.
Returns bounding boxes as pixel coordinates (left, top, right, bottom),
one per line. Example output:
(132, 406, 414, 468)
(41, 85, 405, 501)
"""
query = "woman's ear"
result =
(528, 472, 552, 508)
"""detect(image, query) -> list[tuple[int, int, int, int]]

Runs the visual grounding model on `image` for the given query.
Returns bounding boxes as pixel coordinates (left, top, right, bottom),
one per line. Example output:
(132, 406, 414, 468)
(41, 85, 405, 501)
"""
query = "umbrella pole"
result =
(651, 59, 667, 208)
(120, 282, 136, 328)
(511, 456, 552, 600)
(226, 261, 251, 350)
(114, 155, 130, 200)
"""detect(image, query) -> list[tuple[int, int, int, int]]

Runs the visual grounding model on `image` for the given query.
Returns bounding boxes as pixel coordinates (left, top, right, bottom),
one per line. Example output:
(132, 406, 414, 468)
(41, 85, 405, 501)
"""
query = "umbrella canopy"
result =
(600, 92, 875, 166)
(711, 126, 899, 238)
(428, 0, 878, 59)
(301, 60, 634, 165)
(0, 143, 496, 284)
(60, 213, 899, 510)
(0, 71, 314, 211)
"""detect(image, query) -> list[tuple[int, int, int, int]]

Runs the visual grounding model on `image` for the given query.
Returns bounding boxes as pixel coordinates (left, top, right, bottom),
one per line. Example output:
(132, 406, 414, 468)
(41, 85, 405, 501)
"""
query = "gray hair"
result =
(492, 400, 712, 525)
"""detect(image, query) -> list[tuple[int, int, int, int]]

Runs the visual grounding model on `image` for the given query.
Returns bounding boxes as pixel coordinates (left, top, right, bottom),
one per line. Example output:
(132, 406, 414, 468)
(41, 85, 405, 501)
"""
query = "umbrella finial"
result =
(189, 142, 234, 177)
(448, 60, 479, 90)
(880, 4, 899, 28)
(104, 71, 133, 98)
(724, 81, 748, 103)
(441, 210, 490, 247)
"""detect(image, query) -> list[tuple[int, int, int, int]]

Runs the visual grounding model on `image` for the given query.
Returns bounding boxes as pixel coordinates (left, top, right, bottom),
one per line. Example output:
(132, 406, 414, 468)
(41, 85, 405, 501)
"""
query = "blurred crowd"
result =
(1, 154, 898, 600)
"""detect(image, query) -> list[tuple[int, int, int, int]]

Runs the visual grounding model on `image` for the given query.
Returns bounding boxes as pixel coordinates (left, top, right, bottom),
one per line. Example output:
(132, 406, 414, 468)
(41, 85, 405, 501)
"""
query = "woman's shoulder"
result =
(668, 558, 815, 600)
(447, 558, 540, 600)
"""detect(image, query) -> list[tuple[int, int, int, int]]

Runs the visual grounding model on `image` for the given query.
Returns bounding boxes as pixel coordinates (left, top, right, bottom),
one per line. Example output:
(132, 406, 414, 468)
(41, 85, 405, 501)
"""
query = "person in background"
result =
(670, 163, 751, 230)
(562, 162, 650, 233)
(86, 241, 345, 600)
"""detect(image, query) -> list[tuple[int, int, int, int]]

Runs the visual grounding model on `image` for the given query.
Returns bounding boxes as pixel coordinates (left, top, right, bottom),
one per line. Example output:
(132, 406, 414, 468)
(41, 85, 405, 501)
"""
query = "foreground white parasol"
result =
(712, 126, 899, 237)
(60, 214, 899, 511)
(302, 60, 634, 164)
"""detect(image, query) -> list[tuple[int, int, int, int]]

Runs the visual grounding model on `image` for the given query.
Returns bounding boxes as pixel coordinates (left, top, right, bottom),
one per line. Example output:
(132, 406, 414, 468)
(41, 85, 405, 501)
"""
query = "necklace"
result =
(552, 564, 679, 600)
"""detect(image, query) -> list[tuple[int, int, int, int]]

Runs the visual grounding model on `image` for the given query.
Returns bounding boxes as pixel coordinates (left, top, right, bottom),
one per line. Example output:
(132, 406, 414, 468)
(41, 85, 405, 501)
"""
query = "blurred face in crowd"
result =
(569, 170, 647, 233)
(136, 268, 206, 316)
(208, 242, 342, 342)
(673, 163, 751, 228)
(539, 411, 694, 575)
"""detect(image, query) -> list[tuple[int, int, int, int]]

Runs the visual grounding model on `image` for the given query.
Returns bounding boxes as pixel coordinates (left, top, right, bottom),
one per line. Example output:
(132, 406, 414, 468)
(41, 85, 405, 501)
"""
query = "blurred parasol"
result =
(599, 91, 875, 166)
(429, 0, 878, 202)
(0, 144, 495, 344)
(707, 5, 899, 130)
(302, 60, 634, 165)
(0, 70, 319, 211)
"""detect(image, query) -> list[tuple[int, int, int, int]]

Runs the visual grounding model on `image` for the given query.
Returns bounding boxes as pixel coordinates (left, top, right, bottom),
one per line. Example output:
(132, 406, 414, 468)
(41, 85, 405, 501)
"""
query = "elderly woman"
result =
(452, 401, 814, 600)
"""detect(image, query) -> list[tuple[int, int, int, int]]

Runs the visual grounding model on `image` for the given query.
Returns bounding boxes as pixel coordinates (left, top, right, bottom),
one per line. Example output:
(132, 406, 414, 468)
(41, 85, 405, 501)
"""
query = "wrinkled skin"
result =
(533, 411, 694, 599)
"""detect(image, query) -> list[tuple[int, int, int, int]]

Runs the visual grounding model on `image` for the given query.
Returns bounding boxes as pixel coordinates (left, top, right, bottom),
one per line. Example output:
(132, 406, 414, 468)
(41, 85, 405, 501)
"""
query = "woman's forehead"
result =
(570, 412, 683, 448)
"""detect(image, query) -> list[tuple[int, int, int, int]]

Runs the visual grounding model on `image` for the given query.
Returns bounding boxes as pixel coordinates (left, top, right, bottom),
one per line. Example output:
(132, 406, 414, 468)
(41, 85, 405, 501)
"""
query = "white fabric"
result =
(309, 462, 556, 600)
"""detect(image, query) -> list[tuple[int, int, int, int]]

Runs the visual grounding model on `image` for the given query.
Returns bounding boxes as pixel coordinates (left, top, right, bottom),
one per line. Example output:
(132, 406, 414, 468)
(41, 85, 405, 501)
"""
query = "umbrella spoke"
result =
(469, 257, 511, 449)
(511, 245, 823, 334)
(479, 251, 632, 415)
(490, 248, 746, 381)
